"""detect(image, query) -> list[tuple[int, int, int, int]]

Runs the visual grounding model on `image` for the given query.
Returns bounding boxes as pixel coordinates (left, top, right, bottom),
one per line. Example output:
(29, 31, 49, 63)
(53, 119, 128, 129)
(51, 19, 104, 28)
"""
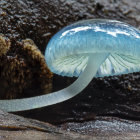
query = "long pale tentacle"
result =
(0, 53, 108, 112)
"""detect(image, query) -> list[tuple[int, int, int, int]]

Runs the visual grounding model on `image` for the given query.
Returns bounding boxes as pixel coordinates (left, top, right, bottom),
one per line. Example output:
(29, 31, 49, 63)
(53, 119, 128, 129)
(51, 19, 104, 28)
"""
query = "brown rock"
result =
(0, 38, 52, 99)
(0, 35, 10, 56)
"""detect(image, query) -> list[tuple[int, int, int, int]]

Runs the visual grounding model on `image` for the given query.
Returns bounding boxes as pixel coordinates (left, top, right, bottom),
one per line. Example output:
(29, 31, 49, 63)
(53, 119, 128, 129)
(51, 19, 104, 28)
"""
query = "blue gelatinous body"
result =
(45, 19, 140, 77)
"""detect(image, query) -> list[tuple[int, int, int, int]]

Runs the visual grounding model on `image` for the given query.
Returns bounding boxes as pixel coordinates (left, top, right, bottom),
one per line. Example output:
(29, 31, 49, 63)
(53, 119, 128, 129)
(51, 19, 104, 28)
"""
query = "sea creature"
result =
(0, 19, 140, 112)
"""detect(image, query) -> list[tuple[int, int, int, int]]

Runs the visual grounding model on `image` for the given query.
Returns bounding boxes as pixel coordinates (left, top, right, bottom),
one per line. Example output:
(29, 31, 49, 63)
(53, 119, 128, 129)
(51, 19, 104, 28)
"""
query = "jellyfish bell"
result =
(46, 19, 140, 78)
(0, 19, 140, 112)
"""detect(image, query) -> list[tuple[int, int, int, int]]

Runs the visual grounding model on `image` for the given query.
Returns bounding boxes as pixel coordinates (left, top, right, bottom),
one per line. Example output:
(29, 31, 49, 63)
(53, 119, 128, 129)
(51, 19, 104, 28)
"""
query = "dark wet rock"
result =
(60, 116, 140, 137)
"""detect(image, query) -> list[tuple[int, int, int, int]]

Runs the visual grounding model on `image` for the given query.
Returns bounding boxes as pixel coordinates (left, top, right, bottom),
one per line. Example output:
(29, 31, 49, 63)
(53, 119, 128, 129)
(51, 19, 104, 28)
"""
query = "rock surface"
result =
(0, 110, 140, 140)
(0, 36, 52, 99)
(0, 110, 89, 140)
(60, 116, 140, 137)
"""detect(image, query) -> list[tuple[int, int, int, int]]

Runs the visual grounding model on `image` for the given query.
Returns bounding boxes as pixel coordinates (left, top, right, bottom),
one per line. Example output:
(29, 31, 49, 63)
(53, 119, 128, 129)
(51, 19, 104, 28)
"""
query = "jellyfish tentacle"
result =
(0, 53, 108, 112)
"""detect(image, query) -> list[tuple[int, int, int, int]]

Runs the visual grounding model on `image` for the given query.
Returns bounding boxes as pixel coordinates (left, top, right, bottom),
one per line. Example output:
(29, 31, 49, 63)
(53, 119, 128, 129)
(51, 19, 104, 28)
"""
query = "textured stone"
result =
(0, 110, 140, 140)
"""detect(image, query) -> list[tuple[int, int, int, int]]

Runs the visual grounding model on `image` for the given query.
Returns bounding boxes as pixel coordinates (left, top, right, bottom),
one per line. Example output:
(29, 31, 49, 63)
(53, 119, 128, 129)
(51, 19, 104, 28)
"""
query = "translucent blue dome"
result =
(45, 19, 140, 77)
